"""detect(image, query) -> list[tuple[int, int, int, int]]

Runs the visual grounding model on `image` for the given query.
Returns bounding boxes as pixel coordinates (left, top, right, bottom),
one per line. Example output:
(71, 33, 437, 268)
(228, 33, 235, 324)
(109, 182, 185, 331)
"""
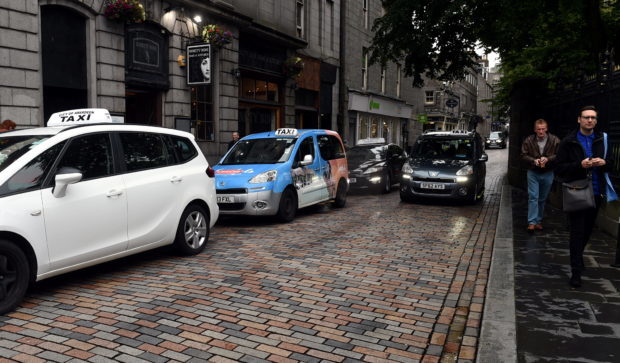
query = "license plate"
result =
(420, 182, 445, 190)
(349, 178, 357, 183)
(217, 196, 235, 203)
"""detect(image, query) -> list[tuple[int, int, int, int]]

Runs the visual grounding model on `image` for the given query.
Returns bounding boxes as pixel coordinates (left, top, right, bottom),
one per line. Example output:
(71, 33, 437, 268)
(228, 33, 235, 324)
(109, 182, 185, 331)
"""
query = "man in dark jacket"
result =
(556, 105, 613, 288)
(520, 119, 560, 232)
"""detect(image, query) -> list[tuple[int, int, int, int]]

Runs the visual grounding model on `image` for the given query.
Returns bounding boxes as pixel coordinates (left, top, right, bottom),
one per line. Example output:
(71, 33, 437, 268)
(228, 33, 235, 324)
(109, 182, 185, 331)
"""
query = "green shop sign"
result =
(369, 100, 380, 110)
(417, 114, 428, 123)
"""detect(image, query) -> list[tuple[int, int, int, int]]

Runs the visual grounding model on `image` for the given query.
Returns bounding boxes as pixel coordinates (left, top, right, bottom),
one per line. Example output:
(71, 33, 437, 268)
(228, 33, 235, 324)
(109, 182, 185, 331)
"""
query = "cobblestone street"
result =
(0, 151, 507, 363)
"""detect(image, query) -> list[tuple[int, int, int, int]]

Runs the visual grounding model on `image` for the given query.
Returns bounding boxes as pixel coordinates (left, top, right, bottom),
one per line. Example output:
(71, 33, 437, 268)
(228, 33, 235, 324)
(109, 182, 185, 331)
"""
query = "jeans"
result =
(527, 170, 554, 225)
(568, 196, 603, 273)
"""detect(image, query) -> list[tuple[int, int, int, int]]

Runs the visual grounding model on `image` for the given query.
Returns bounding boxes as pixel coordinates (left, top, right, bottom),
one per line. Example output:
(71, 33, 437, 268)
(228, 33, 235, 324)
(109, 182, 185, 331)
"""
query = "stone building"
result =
(1, 0, 490, 161)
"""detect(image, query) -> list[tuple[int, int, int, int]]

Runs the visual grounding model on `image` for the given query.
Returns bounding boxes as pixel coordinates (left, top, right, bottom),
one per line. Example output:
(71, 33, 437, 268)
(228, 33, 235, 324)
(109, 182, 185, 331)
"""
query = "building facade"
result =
(1, 0, 495, 161)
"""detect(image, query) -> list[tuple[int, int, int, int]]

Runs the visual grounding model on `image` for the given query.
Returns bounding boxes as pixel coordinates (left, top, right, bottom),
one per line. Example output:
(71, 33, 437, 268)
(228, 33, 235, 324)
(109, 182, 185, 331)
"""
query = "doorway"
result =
(41, 5, 87, 122)
(126, 89, 161, 125)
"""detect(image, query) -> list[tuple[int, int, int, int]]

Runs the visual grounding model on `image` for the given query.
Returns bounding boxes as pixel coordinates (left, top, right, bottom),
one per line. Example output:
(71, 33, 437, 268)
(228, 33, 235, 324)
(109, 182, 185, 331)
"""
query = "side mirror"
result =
(52, 167, 82, 198)
(480, 153, 489, 162)
(300, 154, 313, 166)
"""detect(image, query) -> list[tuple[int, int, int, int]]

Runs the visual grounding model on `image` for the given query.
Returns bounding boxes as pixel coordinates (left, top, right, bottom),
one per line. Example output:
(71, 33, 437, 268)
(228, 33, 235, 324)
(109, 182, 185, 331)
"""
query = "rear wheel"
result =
(0, 240, 30, 314)
(334, 179, 347, 208)
(277, 188, 297, 222)
(174, 204, 209, 255)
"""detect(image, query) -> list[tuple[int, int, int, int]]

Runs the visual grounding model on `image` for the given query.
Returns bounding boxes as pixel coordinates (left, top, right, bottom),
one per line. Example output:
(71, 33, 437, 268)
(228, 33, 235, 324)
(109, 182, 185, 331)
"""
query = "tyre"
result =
(381, 173, 392, 194)
(400, 191, 415, 203)
(174, 204, 209, 255)
(333, 179, 347, 208)
(277, 188, 297, 223)
(0, 240, 30, 314)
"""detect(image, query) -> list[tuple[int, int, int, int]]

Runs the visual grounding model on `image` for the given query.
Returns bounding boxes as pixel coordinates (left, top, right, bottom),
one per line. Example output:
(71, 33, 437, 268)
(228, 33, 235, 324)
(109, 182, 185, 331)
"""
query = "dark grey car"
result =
(400, 130, 488, 203)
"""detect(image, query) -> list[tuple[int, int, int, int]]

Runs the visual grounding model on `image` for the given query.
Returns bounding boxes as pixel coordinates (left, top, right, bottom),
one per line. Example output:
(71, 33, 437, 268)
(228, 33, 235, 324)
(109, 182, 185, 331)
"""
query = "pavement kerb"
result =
(476, 181, 518, 362)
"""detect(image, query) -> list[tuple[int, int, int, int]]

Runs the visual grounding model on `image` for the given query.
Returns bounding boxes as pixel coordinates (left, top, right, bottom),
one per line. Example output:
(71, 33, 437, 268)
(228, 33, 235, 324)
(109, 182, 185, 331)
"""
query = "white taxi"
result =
(0, 109, 219, 314)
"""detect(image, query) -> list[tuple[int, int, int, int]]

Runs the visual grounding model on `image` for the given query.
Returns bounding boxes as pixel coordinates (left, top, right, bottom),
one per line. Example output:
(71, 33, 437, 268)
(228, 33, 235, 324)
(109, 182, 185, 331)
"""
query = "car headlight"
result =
(456, 165, 473, 176)
(363, 166, 382, 174)
(402, 163, 413, 174)
(486, 140, 490, 143)
(497, 139, 503, 142)
(249, 170, 277, 183)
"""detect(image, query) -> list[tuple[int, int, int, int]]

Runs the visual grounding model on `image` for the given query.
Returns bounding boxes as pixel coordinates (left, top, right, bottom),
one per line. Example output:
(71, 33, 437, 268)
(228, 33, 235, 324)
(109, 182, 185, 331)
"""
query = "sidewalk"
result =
(479, 182, 620, 362)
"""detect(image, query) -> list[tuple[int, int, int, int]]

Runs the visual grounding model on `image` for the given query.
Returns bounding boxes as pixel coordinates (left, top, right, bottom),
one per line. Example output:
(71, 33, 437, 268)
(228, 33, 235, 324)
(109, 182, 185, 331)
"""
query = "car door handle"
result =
(30, 210, 42, 216)
(106, 189, 123, 198)
(170, 176, 183, 183)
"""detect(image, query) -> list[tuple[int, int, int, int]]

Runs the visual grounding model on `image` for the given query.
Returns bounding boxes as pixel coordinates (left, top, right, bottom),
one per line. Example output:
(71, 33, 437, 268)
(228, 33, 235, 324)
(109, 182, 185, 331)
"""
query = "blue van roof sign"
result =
(275, 128, 298, 136)
(47, 108, 117, 127)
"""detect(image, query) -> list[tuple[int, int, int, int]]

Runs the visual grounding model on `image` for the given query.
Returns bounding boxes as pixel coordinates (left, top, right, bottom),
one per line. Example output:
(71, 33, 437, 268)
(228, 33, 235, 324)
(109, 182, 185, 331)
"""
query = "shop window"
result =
(255, 80, 268, 101)
(370, 117, 379, 137)
(191, 86, 214, 141)
(240, 77, 279, 102)
(360, 115, 369, 139)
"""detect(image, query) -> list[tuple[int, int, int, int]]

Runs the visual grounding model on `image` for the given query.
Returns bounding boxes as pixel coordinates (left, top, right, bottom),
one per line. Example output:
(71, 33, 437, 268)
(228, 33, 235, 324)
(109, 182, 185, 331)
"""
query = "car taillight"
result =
(206, 167, 215, 177)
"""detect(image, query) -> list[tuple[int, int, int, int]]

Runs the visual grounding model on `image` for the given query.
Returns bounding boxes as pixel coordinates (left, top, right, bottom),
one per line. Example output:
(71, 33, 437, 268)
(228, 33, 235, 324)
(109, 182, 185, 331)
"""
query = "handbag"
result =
(562, 175, 595, 212)
(603, 132, 618, 202)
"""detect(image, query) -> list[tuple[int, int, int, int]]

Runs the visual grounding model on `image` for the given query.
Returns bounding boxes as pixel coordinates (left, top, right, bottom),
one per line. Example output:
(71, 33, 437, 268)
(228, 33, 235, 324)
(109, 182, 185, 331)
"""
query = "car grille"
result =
(216, 188, 247, 194)
(218, 202, 246, 210)
(412, 187, 451, 195)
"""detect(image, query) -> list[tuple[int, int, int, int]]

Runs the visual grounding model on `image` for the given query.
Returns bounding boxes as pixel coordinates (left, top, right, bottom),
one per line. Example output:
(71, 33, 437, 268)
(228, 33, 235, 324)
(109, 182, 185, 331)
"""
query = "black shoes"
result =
(569, 272, 582, 288)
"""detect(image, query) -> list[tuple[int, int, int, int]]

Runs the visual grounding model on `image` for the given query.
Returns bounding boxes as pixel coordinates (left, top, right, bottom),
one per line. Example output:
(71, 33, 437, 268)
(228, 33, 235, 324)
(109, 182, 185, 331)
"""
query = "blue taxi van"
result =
(213, 128, 349, 222)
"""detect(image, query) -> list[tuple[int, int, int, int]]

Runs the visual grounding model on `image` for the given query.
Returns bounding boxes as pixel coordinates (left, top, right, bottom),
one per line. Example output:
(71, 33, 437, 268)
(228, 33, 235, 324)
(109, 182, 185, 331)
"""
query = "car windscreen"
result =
(0, 135, 51, 173)
(347, 145, 385, 164)
(411, 138, 473, 160)
(490, 132, 503, 139)
(220, 137, 297, 165)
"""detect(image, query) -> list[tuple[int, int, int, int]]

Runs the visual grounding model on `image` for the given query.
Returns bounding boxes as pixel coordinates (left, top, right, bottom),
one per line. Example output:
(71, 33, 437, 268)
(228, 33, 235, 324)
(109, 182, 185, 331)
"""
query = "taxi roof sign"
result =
(47, 108, 118, 127)
(274, 128, 298, 136)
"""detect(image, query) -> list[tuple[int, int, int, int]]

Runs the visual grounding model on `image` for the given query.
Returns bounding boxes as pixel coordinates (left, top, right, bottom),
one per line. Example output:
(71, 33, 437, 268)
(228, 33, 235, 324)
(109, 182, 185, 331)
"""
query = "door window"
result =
(294, 136, 315, 166)
(0, 142, 64, 196)
(120, 132, 174, 172)
(56, 134, 113, 180)
(317, 135, 345, 160)
(168, 135, 198, 163)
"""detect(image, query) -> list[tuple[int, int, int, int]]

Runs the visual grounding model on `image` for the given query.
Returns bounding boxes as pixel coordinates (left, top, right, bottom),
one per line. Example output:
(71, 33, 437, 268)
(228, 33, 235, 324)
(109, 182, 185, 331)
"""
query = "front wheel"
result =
(174, 204, 210, 255)
(381, 173, 392, 194)
(277, 188, 297, 222)
(0, 240, 30, 314)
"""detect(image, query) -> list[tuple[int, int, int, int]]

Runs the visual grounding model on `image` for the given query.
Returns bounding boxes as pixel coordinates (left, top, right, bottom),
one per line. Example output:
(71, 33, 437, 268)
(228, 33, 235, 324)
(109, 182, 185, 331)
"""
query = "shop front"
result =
(348, 92, 412, 147)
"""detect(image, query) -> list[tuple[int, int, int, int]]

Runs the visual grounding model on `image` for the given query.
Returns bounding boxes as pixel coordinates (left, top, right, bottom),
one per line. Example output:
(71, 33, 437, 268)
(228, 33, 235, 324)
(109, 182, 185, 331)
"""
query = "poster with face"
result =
(187, 44, 211, 85)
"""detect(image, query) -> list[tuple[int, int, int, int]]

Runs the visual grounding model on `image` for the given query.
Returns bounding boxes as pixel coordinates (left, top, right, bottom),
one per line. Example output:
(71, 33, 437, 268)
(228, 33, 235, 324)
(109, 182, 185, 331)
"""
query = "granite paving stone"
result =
(0, 152, 510, 362)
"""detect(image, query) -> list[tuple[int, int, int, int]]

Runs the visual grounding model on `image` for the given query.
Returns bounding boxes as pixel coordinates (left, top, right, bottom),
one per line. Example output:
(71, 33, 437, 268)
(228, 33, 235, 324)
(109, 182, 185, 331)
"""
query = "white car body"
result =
(0, 110, 218, 310)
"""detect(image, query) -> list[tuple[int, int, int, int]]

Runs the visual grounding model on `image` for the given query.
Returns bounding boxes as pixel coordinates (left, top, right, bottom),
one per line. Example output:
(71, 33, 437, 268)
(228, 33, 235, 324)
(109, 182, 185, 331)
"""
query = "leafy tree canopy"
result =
(370, 0, 620, 101)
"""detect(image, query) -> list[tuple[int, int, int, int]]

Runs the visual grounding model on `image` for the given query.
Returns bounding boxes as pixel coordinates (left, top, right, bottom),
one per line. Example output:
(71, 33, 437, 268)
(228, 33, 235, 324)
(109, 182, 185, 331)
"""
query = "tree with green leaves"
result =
(370, 0, 620, 103)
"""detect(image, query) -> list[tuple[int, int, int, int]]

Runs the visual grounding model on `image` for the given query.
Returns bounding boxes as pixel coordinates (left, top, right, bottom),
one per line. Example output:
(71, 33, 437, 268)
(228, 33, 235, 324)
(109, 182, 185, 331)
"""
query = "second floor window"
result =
(363, 0, 369, 29)
(362, 48, 369, 90)
(396, 65, 401, 98)
(296, 0, 305, 38)
(425, 91, 435, 104)
(380, 67, 386, 94)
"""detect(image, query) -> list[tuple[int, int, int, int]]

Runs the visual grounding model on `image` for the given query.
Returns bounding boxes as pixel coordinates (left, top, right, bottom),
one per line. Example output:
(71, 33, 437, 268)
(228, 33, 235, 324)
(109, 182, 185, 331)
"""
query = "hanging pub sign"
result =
(187, 44, 211, 85)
